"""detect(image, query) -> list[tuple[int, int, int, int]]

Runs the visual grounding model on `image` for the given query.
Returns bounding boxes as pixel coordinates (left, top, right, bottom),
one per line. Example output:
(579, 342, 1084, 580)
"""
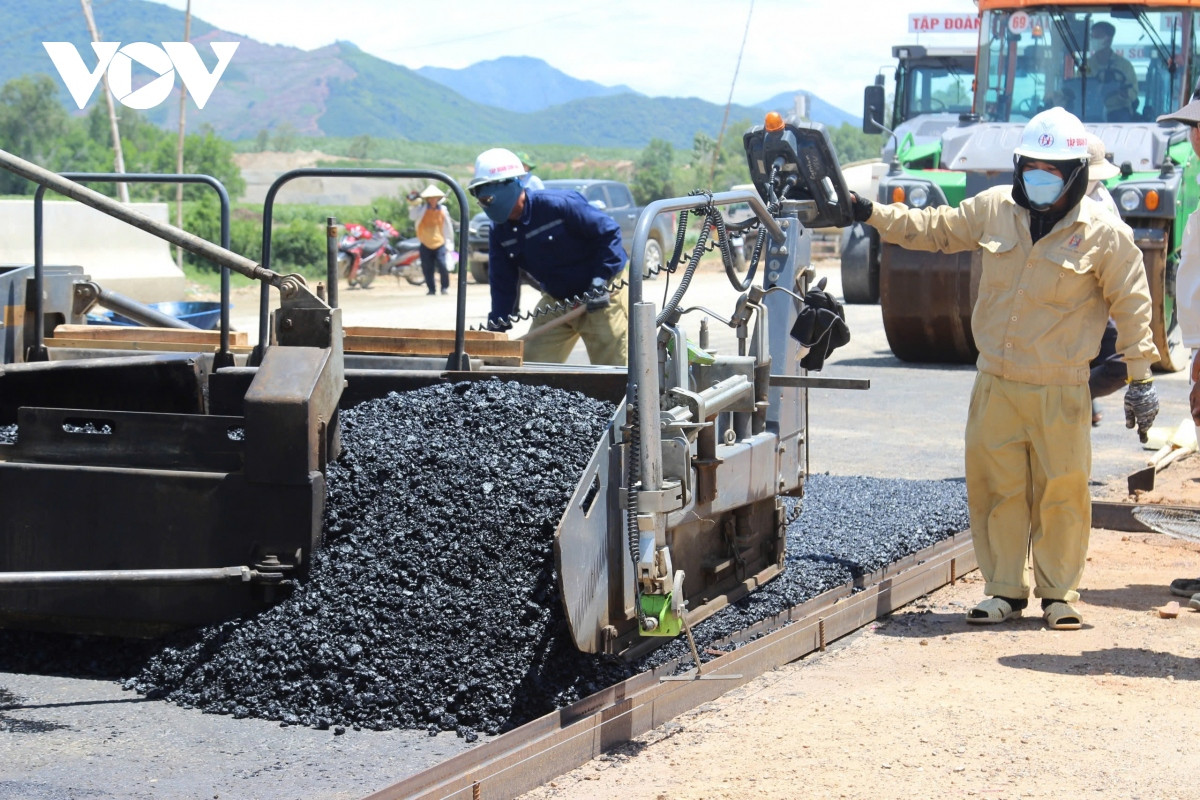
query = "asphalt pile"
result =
(125, 412, 967, 736)
(125, 380, 625, 740)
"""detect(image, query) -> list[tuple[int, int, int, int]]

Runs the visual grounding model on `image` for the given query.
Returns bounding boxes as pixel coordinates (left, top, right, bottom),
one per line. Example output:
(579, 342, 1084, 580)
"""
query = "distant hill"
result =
(417, 56, 637, 113)
(1, 0, 859, 148)
(754, 91, 861, 129)
(0, 0, 217, 96)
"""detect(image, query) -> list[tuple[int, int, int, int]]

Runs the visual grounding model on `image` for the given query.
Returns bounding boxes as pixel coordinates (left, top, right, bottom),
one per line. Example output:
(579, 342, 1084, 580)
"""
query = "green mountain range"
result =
(1, 0, 857, 148)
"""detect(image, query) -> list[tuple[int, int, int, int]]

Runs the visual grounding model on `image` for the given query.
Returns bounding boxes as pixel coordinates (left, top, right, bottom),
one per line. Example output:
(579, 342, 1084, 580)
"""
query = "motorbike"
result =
(374, 219, 425, 286)
(338, 220, 427, 289)
(338, 222, 390, 290)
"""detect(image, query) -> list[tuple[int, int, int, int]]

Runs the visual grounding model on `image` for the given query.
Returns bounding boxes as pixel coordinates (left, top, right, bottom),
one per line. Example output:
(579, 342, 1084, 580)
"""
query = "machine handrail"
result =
(627, 189, 783, 306)
(258, 168, 472, 370)
(32, 172, 234, 366)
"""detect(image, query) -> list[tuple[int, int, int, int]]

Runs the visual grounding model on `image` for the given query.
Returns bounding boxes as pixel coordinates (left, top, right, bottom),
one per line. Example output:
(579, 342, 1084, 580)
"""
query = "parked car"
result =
(466, 178, 675, 284)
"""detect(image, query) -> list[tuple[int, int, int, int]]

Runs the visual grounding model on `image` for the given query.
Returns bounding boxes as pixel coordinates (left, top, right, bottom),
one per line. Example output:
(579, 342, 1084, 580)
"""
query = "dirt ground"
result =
(514, 455, 1200, 800)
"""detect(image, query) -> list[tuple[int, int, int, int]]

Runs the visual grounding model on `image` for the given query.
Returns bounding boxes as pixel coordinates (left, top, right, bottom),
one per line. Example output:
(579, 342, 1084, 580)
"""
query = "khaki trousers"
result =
(964, 373, 1092, 603)
(523, 282, 629, 366)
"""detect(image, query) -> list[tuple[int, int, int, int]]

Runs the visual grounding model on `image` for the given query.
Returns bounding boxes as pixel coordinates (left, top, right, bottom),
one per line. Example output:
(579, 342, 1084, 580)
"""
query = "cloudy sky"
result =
(150, 0, 979, 115)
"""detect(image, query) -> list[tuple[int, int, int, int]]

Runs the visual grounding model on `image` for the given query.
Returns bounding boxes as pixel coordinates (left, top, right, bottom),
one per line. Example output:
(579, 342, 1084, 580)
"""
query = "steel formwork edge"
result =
(368, 532, 977, 800)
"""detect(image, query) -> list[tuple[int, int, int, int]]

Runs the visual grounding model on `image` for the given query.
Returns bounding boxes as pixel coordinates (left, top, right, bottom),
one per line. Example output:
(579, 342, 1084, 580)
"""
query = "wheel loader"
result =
(841, 44, 977, 304)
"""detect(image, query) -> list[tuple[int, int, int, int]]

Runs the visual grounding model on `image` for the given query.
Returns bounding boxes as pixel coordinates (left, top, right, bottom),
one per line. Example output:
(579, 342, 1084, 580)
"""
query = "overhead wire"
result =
(709, 0, 755, 187)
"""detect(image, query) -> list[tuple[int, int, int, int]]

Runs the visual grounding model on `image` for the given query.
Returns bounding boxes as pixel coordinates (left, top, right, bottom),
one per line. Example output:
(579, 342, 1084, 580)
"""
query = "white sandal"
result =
(966, 596, 1022, 624)
(1042, 601, 1083, 630)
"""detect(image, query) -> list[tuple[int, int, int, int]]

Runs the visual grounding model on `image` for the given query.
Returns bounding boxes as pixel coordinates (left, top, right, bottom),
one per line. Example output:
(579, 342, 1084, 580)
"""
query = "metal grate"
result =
(1131, 506, 1200, 542)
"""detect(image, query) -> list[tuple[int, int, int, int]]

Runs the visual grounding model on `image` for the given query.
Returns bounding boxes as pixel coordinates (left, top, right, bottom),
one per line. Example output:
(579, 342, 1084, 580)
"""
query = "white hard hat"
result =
(1013, 107, 1089, 161)
(469, 148, 526, 189)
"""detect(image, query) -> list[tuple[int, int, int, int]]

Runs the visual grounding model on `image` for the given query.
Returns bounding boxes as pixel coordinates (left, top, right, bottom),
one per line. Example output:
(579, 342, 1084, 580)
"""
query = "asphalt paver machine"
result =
(0, 114, 857, 658)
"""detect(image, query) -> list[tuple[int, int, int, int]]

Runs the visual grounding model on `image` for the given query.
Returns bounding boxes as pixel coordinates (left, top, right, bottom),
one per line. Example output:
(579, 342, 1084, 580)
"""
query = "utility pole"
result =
(175, 0, 192, 268)
(79, 0, 129, 202)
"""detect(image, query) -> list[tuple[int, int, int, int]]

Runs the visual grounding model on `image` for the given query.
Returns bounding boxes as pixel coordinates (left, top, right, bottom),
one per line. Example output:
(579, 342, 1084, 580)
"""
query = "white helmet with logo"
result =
(469, 148, 526, 189)
(1013, 107, 1089, 161)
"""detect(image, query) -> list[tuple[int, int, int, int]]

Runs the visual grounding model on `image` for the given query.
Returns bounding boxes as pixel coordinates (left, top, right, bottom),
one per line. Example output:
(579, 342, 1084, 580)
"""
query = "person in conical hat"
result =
(409, 184, 454, 295)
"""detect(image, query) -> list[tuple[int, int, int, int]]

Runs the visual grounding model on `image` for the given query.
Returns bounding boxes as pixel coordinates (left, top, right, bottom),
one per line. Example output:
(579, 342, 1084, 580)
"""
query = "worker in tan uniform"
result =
(848, 107, 1160, 630)
(1155, 91, 1200, 607)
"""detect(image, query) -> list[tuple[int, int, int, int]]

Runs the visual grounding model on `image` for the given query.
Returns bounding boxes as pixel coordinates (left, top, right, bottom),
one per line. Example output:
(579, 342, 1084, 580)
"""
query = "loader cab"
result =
(889, 45, 975, 127)
(863, 45, 977, 164)
(976, 7, 1200, 124)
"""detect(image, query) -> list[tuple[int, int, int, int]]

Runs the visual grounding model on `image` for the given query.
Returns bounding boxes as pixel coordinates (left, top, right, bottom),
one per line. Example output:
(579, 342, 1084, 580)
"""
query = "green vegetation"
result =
(0, 75, 244, 201)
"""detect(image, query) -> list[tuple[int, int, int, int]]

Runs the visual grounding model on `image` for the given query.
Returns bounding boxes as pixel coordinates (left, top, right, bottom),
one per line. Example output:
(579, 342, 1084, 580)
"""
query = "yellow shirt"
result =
(415, 204, 450, 249)
(868, 185, 1157, 384)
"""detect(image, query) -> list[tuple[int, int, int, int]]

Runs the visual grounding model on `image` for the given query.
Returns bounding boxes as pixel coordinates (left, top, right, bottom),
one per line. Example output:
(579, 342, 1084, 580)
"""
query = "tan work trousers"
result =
(523, 282, 629, 366)
(964, 373, 1092, 603)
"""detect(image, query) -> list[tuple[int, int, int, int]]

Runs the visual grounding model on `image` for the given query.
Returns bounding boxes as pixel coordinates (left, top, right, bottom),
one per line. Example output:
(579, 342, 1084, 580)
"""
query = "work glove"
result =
(1123, 379, 1160, 443)
(789, 276, 850, 371)
(585, 277, 611, 312)
(849, 191, 874, 224)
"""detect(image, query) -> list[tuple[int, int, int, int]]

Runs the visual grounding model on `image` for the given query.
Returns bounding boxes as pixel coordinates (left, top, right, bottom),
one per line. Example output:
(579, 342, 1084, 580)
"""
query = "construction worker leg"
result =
(579, 282, 629, 366)
(1027, 383, 1092, 604)
(522, 292, 580, 364)
(436, 245, 451, 291)
(964, 373, 1034, 600)
(418, 245, 438, 290)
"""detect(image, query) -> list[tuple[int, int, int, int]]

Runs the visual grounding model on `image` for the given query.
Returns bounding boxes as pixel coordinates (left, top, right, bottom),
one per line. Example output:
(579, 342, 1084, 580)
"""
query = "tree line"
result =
(0, 74, 245, 201)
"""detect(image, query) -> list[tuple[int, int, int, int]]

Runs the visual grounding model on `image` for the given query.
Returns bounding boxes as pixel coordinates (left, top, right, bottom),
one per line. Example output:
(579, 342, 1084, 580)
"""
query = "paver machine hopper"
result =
(0, 152, 344, 637)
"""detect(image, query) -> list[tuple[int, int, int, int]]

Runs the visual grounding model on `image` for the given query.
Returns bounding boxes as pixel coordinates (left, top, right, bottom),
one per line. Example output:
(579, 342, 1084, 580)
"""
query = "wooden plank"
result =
(344, 334, 522, 359)
(344, 326, 509, 342)
(47, 332, 522, 365)
(50, 325, 248, 346)
(43, 337, 254, 354)
(458, 355, 522, 367)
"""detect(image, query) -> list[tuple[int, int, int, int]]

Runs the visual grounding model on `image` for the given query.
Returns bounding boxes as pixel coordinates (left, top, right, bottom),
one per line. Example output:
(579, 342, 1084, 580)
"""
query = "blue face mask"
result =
(475, 179, 524, 223)
(1022, 169, 1064, 207)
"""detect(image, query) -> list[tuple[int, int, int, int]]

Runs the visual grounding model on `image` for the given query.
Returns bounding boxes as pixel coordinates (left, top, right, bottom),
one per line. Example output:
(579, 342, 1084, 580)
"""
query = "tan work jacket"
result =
(869, 185, 1157, 384)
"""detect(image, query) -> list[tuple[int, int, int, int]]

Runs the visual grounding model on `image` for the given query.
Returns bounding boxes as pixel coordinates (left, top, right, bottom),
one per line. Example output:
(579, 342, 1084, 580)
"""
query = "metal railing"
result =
(258, 168, 472, 369)
(30, 172, 234, 365)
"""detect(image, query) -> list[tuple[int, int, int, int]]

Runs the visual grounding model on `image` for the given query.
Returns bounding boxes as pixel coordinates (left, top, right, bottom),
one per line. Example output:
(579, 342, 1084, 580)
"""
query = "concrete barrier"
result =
(0, 199, 185, 302)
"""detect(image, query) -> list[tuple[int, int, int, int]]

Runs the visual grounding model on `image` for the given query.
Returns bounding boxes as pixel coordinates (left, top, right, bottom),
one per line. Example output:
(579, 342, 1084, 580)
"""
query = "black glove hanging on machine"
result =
(789, 277, 850, 371)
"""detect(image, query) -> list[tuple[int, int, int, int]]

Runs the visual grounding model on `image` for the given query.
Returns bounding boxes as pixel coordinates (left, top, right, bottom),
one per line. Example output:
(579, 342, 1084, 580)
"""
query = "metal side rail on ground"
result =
(365, 531, 976, 800)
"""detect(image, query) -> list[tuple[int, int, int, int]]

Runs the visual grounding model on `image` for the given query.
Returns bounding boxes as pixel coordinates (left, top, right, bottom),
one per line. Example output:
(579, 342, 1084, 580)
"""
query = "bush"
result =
(181, 196, 264, 271)
(271, 219, 327, 273)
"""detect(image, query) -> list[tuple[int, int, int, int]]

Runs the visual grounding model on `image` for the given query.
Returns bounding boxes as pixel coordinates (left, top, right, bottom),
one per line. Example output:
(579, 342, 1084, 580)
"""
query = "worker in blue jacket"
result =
(469, 147, 628, 366)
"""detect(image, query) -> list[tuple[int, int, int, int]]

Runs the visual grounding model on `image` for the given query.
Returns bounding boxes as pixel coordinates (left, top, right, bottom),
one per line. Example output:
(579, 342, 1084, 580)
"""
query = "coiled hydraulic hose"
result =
(623, 382, 652, 628)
